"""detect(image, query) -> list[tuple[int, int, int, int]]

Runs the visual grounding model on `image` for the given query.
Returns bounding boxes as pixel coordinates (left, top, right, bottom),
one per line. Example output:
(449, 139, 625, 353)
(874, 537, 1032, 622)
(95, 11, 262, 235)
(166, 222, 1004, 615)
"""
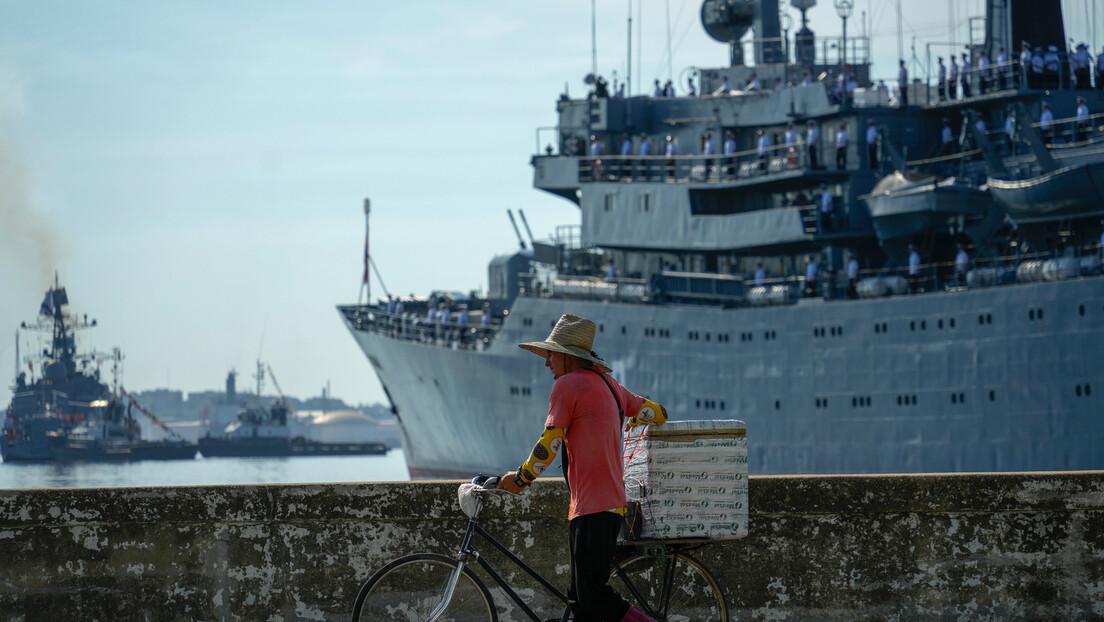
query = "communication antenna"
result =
(666, 0, 673, 83)
(359, 198, 371, 304)
(591, 0, 598, 76)
(627, 0, 632, 95)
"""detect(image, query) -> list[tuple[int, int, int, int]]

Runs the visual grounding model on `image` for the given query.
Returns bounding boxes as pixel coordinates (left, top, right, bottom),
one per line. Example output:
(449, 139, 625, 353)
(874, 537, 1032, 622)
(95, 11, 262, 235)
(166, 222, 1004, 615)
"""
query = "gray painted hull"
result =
(989, 161, 1104, 224)
(343, 274, 1104, 477)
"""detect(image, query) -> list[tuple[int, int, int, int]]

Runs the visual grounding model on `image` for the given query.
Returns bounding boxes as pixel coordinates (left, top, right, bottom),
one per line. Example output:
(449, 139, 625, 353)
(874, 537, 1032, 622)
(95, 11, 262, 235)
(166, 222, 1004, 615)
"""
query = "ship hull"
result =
(48, 437, 199, 462)
(344, 275, 1104, 478)
(197, 437, 388, 458)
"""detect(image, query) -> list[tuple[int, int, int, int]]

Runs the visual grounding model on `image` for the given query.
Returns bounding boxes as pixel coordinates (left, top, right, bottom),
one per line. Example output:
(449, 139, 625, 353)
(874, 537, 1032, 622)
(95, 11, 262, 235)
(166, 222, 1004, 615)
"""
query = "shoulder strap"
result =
(561, 369, 625, 491)
(587, 368, 624, 422)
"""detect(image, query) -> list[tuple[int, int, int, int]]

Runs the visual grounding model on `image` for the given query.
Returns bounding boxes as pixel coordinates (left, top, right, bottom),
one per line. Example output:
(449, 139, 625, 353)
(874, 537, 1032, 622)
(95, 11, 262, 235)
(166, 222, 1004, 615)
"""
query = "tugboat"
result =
(2, 277, 197, 463)
(46, 396, 197, 462)
(198, 363, 388, 458)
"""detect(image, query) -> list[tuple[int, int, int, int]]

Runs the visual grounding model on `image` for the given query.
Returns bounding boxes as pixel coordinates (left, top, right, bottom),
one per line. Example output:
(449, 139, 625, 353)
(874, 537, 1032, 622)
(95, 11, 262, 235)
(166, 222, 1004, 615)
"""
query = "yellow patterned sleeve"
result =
(627, 398, 668, 428)
(515, 426, 565, 487)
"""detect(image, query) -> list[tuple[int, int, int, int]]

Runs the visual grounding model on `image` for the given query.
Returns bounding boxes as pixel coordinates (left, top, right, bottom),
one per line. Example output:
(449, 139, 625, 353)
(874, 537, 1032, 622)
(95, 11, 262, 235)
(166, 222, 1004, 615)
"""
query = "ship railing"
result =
(340, 306, 501, 351)
(1029, 110, 1104, 149)
(850, 247, 1104, 298)
(919, 52, 1099, 107)
(545, 276, 648, 302)
(917, 58, 1025, 107)
(904, 147, 982, 172)
(577, 140, 816, 184)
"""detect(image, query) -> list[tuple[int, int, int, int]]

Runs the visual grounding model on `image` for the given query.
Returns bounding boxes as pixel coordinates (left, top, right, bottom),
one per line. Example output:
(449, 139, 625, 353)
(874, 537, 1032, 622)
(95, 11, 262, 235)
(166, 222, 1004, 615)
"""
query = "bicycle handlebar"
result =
(471, 474, 502, 490)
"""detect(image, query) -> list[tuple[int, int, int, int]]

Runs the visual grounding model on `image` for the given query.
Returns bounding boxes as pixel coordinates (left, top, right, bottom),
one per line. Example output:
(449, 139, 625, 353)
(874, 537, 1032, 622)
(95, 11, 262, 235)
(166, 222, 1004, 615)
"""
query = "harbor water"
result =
(0, 450, 410, 489)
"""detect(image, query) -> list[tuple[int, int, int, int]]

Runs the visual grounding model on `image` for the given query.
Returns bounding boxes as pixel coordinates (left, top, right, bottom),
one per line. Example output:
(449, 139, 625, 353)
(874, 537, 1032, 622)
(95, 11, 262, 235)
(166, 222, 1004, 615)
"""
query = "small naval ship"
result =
(339, 0, 1104, 478)
(197, 363, 389, 458)
(3, 279, 197, 463)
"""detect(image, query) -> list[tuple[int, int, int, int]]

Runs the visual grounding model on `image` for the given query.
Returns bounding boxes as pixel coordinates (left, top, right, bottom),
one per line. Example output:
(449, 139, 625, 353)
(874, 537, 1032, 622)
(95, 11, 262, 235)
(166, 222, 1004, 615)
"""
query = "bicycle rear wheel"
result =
(611, 552, 727, 622)
(352, 553, 497, 622)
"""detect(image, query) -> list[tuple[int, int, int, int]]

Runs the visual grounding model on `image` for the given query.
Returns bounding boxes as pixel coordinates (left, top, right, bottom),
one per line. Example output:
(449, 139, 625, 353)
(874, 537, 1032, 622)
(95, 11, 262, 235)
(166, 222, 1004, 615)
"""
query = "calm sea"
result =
(0, 450, 410, 489)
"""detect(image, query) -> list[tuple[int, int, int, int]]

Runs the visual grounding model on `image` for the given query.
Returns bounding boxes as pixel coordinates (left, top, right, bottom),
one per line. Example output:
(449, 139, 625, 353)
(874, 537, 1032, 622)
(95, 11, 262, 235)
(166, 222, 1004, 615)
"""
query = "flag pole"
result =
(360, 198, 371, 305)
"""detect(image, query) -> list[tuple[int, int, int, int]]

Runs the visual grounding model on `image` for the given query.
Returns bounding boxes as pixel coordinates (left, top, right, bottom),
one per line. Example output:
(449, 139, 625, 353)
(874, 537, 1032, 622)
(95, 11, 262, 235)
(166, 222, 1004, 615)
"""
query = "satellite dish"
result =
(700, 0, 754, 44)
(584, 73, 597, 85)
(791, 0, 817, 11)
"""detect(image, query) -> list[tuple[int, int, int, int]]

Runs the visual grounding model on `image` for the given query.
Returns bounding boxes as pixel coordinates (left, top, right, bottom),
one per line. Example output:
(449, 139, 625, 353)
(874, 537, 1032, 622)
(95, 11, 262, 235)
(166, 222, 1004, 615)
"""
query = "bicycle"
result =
(351, 475, 728, 622)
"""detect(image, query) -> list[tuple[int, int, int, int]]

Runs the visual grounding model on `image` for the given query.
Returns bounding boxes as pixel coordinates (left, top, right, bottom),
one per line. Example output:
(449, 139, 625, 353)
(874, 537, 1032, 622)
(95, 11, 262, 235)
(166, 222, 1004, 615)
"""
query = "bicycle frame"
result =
(436, 514, 571, 622)
(419, 480, 725, 622)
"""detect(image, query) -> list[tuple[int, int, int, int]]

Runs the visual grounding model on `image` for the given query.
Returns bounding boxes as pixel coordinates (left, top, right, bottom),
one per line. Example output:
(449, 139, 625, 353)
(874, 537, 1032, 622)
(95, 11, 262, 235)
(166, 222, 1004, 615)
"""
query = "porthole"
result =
(1079, 304, 1086, 316)
(774, 400, 781, 410)
(989, 390, 996, 402)
(950, 318, 956, 328)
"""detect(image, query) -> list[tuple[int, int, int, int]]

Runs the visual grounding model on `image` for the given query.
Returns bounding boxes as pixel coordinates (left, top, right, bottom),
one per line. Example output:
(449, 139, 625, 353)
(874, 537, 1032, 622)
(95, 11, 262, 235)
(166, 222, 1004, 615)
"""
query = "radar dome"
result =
(45, 360, 68, 383)
(700, 0, 754, 43)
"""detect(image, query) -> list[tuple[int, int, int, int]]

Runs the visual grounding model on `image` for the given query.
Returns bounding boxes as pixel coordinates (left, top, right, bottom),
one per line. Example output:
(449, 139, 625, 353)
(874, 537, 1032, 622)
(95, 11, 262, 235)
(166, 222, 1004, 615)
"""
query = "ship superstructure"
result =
(340, 0, 1104, 478)
(3, 279, 197, 463)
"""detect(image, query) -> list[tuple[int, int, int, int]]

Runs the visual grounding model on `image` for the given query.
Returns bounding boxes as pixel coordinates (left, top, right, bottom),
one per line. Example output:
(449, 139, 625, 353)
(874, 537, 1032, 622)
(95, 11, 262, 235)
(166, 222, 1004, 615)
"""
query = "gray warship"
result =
(340, 0, 1104, 478)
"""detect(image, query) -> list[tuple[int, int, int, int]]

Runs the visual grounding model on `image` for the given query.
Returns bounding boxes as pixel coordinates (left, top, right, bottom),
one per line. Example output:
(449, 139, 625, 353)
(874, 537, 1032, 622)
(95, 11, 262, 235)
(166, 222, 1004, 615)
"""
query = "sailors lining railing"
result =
(916, 55, 1100, 108)
(533, 247, 1104, 306)
(343, 248, 1103, 350)
(576, 142, 826, 184)
(338, 306, 499, 351)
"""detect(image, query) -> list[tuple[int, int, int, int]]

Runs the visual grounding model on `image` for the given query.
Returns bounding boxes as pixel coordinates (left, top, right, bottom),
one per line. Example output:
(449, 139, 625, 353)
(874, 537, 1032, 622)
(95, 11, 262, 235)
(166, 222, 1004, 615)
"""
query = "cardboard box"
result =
(623, 419, 748, 540)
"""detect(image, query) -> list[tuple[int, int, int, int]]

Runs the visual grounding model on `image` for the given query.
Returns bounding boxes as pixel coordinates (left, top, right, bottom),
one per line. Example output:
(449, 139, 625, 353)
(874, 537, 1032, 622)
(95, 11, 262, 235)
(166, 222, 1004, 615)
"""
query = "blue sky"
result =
(1, 1, 1096, 408)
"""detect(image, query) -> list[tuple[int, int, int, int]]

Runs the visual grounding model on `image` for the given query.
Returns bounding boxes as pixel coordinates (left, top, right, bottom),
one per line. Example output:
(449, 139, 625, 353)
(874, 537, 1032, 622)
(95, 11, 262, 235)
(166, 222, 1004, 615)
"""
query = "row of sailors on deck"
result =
(934, 42, 1104, 98)
(594, 41, 1104, 103)
(588, 90, 1092, 171)
(385, 297, 492, 328)
(936, 97, 1094, 156)
(769, 242, 975, 299)
(587, 117, 875, 170)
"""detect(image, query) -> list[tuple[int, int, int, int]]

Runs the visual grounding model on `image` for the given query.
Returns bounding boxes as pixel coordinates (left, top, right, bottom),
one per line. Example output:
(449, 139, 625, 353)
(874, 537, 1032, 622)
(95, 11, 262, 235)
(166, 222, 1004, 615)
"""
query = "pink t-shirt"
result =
(546, 369, 644, 520)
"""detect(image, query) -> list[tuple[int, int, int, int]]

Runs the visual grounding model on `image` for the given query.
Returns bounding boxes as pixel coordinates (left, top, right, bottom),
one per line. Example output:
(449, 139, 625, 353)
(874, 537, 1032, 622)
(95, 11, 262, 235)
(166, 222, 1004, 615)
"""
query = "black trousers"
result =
(569, 512, 629, 622)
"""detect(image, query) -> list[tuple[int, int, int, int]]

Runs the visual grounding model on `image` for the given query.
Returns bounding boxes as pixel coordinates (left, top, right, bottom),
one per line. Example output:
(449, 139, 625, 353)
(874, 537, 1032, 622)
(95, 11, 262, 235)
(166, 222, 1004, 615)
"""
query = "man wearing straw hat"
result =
(499, 313, 667, 622)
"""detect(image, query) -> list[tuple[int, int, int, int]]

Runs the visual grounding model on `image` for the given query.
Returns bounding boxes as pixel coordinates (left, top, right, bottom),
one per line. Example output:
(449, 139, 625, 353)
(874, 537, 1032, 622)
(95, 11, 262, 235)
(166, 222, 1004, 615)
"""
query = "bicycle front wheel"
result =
(351, 553, 497, 622)
(611, 552, 727, 622)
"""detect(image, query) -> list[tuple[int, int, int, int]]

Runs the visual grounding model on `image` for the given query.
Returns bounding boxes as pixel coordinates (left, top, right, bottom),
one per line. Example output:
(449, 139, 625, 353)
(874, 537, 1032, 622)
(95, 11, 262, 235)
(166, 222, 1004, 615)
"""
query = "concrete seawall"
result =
(1, 472, 1101, 620)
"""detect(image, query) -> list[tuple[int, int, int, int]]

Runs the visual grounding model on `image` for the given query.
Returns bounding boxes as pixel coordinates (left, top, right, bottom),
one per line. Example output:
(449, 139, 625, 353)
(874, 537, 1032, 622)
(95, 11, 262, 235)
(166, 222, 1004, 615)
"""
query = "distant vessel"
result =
(341, 0, 1103, 478)
(198, 364, 389, 458)
(3, 278, 197, 463)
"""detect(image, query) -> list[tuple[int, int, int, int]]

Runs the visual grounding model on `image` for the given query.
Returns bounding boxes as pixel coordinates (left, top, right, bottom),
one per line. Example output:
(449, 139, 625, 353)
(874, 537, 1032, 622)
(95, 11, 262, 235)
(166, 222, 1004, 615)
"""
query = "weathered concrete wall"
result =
(0, 472, 1101, 621)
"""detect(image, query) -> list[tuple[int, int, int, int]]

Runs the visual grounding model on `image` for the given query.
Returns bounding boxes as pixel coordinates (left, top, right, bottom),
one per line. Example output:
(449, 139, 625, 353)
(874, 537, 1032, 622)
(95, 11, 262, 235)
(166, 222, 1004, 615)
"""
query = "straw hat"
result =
(519, 314, 610, 372)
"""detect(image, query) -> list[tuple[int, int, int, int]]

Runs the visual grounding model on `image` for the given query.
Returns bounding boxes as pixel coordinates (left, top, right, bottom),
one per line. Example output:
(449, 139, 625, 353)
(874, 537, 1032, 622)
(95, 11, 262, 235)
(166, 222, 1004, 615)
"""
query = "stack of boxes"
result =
(623, 419, 748, 540)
